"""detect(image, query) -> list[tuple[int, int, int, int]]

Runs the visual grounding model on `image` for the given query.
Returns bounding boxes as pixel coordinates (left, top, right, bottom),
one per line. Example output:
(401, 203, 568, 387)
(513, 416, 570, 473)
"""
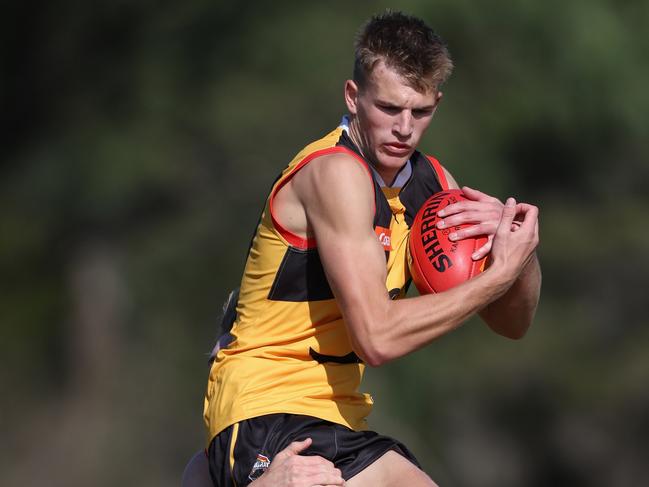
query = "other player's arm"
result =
(293, 155, 537, 366)
(250, 438, 345, 487)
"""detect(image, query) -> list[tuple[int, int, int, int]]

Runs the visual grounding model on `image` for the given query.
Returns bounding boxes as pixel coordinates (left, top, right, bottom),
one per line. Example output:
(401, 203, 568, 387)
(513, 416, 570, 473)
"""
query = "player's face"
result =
(345, 61, 442, 184)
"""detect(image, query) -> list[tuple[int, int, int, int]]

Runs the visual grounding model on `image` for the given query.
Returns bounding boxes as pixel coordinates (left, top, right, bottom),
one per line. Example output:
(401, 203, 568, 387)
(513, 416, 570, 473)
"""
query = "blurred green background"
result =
(2, 1, 648, 486)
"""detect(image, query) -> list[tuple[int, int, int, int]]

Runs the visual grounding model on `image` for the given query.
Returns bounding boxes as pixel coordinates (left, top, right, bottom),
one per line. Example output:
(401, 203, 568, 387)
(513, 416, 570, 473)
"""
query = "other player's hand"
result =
(250, 438, 345, 487)
(435, 186, 504, 260)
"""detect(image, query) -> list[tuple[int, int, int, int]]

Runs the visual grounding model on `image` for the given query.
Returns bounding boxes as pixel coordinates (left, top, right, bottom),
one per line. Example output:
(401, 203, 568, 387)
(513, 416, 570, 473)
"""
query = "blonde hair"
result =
(354, 11, 453, 92)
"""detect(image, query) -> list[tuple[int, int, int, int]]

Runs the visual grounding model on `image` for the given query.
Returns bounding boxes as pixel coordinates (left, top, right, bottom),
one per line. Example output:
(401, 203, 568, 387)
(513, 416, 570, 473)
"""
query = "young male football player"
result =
(203, 11, 541, 487)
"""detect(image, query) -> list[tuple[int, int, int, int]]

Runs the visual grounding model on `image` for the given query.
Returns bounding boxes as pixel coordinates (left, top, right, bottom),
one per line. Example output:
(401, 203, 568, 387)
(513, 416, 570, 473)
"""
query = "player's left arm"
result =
(479, 246, 541, 339)
(437, 167, 542, 339)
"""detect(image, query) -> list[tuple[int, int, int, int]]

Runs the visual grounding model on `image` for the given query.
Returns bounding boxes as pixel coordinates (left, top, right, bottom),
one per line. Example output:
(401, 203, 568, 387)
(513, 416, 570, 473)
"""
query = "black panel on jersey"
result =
(309, 348, 362, 364)
(398, 151, 444, 227)
(268, 247, 334, 302)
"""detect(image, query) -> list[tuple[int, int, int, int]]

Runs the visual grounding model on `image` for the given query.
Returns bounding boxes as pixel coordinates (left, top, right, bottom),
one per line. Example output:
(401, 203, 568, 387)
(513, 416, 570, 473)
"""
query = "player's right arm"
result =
(290, 154, 538, 366)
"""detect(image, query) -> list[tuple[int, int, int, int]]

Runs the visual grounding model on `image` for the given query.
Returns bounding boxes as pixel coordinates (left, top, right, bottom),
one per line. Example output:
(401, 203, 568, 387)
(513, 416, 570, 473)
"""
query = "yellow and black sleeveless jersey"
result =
(204, 123, 449, 445)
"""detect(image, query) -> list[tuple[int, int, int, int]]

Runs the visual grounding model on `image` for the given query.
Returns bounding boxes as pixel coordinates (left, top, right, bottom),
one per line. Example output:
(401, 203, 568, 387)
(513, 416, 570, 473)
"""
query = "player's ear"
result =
(344, 79, 360, 115)
(431, 90, 443, 115)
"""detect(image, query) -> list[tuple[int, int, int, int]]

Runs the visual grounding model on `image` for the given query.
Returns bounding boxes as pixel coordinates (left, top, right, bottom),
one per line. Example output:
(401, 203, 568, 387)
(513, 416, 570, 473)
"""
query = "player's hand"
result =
(250, 438, 345, 487)
(435, 186, 504, 261)
(488, 197, 539, 281)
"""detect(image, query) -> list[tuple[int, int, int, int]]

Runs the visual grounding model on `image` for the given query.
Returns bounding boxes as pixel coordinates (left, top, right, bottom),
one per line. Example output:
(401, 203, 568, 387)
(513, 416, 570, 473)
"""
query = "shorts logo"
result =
(248, 453, 271, 481)
(375, 226, 392, 251)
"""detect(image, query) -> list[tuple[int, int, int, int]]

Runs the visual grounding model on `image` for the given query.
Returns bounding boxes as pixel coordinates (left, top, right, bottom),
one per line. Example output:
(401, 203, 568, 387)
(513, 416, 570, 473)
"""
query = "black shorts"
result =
(207, 413, 421, 486)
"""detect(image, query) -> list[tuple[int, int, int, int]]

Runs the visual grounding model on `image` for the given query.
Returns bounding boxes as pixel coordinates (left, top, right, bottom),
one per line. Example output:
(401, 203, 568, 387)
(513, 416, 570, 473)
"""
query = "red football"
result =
(409, 189, 488, 294)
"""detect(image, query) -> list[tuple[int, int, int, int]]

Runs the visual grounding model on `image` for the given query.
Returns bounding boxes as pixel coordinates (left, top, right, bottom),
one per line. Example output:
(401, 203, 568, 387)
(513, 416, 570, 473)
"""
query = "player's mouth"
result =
(383, 143, 412, 156)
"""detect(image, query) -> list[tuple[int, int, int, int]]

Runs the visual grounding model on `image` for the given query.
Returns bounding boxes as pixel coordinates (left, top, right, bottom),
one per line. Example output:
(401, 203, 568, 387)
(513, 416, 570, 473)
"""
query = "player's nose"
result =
(393, 111, 413, 138)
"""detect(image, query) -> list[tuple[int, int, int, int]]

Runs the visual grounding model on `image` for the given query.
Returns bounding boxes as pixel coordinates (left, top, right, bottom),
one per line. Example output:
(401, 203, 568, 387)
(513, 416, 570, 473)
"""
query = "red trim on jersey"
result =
(269, 146, 376, 250)
(426, 155, 449, 190)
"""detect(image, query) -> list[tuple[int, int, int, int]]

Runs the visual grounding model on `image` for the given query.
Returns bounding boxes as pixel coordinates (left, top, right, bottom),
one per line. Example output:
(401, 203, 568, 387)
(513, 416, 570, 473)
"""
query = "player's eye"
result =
(378, 104, 400, 115)
(412, 108, 433, 118)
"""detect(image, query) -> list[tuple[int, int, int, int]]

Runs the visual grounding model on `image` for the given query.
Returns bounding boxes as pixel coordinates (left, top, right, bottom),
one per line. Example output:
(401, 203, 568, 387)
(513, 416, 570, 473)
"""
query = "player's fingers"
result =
(461, 186, 500, 203)
(472, 235, 493, 260)
(446, 222, 493, 242)
(306, 469, 345, 486)
(515, 202, 536, 212)
(282, 453, 337, 473)
(437, 209, 502, 229)
(293, 460, 342, 474)
(516, 203, 539, 231)
(437, 210, 477, 228)
(438, 200, 494, 218)
(281, 437, 313, 457)
(511, 203, 534, 231)
(496, 198, 517, 236)
(438, 202, 502, 223)
(436, 201, 467, 217)
(513, 202, 538, 217)
(291, 455, 336, 469)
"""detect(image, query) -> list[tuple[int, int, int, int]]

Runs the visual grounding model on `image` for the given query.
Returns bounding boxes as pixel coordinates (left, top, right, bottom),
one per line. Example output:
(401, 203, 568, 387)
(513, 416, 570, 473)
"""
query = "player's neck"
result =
(374, 166, 400, 188)
(346, 119, 402, 187)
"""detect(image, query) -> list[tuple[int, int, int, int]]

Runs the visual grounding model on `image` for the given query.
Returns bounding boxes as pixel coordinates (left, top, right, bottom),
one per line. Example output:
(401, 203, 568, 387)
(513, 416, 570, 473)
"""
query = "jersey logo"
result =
(375, 226, 392, 251)
(248, 453, 271, 481)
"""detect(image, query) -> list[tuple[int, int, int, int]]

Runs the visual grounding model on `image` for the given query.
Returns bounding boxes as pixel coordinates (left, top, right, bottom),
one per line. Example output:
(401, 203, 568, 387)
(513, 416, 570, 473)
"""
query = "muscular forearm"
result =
(351, 264, 513, 366)
(479, 253, 541, 339)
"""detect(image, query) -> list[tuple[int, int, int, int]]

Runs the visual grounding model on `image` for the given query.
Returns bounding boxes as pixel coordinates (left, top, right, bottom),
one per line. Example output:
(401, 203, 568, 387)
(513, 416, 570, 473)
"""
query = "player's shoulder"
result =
(441, 165, 460, 189)
(290, 151, 375, 214)
(298, 150, 373, 189)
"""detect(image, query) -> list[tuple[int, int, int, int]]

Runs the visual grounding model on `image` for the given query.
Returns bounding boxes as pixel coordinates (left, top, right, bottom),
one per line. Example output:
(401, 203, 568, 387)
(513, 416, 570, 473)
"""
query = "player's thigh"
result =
(345, 450, 438, 487)
(182, 451, 212, 487)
